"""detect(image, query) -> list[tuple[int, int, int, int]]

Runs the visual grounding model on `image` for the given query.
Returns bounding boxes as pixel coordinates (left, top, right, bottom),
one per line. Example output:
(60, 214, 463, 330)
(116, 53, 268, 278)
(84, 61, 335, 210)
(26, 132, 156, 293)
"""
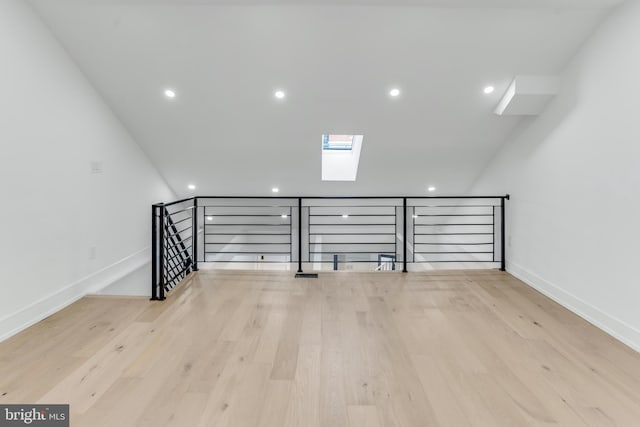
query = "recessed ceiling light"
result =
(164, 89, 176, 99)
(390, 88, 400, 97)
(274, 90, 285, 99)
(206, 216, 213, 221)
(187, 184, 196, 191)
(412, 214, 419, 219)
(272, 187, 279, 193)
(483, 86, 495, 95)
(342, 214, 349, 219)
(428, 186, 436, 192)
(281, 214, 288, 219)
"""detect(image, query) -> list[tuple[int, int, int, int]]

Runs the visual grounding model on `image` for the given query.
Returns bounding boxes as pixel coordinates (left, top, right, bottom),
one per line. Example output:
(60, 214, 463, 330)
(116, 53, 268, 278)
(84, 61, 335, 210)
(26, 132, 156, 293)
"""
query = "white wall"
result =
(471, 0, 640, 351)
(0, 0, 174, 340)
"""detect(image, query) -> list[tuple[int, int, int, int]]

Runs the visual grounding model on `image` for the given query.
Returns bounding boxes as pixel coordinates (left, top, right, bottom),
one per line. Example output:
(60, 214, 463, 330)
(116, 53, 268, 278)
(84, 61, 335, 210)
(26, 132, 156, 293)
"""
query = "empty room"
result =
(1, 0, 640, 426)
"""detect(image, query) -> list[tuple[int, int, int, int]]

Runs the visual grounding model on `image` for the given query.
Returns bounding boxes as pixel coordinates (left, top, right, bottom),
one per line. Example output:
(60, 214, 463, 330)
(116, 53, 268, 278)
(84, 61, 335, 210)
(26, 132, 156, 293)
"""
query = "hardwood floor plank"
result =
(256, 380, 293, 427)
(283, 344, 321, 427)
(270, 295, 304, 380)
(347, 405, 383, 427)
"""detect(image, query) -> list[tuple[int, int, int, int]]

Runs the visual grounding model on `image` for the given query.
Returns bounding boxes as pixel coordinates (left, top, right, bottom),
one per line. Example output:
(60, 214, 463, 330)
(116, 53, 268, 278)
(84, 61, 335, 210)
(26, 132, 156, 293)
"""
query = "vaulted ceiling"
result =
(29, 0, 622, 197)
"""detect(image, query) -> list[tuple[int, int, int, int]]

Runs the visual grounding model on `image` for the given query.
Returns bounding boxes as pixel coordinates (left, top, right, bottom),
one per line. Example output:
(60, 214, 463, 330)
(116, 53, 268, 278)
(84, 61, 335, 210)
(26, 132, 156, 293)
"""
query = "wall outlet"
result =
(89, 246, 97, 260)
(260, 255, 264, 260)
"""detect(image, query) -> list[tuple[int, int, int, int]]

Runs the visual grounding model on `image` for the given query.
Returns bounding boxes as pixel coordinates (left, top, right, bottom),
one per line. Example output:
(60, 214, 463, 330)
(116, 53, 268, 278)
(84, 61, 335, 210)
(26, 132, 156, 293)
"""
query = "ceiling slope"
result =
(29, 0, 620, 197)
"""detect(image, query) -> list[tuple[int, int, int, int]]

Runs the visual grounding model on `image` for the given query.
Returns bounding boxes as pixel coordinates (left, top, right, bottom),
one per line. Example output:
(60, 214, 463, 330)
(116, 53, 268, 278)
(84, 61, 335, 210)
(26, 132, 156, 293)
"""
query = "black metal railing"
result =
(409, 198, 499, 263)
(151, 197, 198, 300)
(203, 203, 292, 263)
(151, 195, 509, 299)
(307, 202, 397, 264)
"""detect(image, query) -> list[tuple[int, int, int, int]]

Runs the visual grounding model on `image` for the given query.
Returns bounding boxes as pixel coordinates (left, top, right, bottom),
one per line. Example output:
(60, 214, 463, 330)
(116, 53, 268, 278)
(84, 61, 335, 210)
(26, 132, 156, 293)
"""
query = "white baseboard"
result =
(0, 247, 150, 342)
(507, 261, 640, 353)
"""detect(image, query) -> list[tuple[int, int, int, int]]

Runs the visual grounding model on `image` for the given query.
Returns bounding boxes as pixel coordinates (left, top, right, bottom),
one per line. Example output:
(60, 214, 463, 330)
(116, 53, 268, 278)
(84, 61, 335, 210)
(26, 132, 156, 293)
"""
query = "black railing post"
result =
(500, 195, 509, 272)
(403, 198, 408, 273)
(192, 198, 199, 272)
(151, 205, 158, 300)
(297, 197, 303, 273)
(159, 204, 166, 300)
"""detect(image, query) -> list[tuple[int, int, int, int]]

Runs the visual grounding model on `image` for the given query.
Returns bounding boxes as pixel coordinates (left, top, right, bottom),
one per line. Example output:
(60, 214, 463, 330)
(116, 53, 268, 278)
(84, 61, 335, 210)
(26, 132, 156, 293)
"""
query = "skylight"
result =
(321, 134, 364, 181)
(322, 134, 354, 151)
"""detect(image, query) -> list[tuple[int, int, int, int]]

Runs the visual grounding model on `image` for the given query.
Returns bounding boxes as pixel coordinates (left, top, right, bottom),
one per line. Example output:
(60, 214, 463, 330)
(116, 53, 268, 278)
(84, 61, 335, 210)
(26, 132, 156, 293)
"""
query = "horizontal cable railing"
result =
(151, 195, 508, 299)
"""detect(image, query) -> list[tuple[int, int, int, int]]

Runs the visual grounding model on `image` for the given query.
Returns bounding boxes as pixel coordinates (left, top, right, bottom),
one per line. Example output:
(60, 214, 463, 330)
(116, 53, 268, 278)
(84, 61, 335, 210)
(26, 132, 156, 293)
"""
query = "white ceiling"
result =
(30, 0, 622, 198)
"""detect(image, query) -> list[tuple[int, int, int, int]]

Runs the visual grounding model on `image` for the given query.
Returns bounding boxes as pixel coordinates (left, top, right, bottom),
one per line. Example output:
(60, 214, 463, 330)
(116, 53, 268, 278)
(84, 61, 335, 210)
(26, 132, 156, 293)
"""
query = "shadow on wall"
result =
(516, 74, 581, 162)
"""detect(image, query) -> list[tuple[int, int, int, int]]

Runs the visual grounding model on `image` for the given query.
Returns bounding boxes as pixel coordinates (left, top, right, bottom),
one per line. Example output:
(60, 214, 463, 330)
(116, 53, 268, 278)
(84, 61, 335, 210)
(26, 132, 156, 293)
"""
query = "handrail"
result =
(153, 196, 196, 208)
(194, 195, 505, 199)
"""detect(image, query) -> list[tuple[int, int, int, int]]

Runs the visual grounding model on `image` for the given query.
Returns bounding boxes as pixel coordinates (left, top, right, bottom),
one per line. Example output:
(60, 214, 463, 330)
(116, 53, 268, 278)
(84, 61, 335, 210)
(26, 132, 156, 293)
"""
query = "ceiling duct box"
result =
(495, 76, 559, 116)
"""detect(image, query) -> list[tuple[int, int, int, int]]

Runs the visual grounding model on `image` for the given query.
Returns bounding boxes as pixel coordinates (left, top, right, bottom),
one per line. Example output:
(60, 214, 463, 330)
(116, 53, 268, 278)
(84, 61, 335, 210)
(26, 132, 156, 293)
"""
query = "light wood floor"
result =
(1, 270, 640, 426)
